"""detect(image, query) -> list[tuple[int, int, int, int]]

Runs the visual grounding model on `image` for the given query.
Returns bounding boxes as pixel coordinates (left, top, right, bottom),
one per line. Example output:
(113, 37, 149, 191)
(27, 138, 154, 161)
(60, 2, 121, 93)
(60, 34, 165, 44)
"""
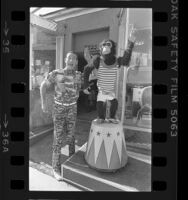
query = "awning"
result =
(30, 13, 57, 32)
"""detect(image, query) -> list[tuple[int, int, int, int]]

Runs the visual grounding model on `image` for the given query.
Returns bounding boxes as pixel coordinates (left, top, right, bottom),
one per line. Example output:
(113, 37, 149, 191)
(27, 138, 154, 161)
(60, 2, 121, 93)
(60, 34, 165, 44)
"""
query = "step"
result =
(61, 143, 151, 191)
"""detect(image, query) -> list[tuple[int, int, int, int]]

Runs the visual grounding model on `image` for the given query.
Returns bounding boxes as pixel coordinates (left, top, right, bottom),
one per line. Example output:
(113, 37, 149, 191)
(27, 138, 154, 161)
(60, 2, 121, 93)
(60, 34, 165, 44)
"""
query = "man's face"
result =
(65, 53, 78, 68)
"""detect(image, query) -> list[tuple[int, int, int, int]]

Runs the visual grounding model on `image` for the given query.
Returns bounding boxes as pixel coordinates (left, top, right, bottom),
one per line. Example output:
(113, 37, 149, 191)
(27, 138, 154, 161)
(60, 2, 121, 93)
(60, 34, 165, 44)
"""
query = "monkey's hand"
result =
(83, 88, 90, 95)
(83, 55, 100, 90)
(118, 40, 135, 67)
(129, 28, 137, 43)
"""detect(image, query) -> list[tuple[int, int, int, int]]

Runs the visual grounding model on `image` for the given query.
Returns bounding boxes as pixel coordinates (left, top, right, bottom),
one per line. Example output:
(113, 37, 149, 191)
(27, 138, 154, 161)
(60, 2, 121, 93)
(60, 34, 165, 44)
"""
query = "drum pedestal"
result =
(85, 120, 128, 172)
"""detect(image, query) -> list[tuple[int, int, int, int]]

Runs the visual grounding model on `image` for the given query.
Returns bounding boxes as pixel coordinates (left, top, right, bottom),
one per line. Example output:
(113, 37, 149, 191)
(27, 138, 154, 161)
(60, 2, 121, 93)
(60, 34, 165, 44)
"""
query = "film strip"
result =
(0, 0, 178, 199)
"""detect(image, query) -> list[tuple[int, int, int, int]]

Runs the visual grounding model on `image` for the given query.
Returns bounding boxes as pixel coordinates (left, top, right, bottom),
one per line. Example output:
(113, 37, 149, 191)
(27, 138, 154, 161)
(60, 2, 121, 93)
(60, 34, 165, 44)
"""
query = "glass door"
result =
(117, 8, 152, 130)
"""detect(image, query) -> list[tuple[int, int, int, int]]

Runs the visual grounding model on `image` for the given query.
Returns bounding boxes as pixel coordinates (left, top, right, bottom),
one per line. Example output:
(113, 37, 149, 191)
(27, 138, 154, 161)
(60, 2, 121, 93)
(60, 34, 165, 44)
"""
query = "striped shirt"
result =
(97, 60, 118, 94)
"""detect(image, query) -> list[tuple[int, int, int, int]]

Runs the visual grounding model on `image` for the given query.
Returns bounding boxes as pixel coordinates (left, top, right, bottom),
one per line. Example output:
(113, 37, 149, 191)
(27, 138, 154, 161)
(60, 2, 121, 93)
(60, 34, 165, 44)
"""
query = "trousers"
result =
(52, 103, 77, 172)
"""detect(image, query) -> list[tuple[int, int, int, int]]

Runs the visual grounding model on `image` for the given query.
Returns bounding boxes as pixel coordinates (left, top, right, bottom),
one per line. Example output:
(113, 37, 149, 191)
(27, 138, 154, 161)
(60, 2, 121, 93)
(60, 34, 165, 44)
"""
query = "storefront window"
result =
(123, 9, 152, 129)
(31, 60, 50, 90)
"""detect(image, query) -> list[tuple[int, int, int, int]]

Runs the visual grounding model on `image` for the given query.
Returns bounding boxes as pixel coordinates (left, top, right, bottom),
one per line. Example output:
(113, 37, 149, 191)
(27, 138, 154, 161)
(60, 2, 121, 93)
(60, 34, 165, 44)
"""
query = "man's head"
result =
(65, 51, 78, 69)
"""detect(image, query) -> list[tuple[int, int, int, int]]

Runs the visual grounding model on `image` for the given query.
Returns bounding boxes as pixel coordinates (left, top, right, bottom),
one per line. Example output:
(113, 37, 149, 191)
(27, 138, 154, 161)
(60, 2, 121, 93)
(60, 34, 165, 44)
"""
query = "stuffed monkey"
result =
(83, 36, 135, 123)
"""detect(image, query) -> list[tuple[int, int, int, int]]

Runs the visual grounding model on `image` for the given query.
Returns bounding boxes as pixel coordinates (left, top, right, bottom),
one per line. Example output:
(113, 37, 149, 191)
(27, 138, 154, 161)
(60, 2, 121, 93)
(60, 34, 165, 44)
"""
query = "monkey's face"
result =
(100, 39, 116, 57)
(100, 41, 113, 55)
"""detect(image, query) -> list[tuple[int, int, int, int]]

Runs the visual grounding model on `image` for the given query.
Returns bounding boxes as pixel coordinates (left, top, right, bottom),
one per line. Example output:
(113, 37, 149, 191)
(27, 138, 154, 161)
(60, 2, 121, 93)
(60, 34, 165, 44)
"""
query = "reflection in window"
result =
(124, 28, 152, 129)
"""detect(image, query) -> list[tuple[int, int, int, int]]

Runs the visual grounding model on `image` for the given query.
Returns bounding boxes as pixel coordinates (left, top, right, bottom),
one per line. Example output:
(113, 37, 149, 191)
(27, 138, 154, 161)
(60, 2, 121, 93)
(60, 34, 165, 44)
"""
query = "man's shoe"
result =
(69, 146, 75, 157)
(53, 170, 63, 181)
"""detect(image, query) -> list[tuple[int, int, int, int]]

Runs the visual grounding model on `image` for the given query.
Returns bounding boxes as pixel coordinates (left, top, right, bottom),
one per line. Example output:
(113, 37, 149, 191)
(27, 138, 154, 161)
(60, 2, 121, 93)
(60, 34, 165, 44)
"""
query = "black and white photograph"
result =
(29, 7, 152, 191)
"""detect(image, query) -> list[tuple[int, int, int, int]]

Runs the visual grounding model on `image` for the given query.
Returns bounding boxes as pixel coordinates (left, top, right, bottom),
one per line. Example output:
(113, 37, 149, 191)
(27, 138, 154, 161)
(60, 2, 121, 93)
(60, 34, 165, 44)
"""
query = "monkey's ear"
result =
(108, 40, 116, 47)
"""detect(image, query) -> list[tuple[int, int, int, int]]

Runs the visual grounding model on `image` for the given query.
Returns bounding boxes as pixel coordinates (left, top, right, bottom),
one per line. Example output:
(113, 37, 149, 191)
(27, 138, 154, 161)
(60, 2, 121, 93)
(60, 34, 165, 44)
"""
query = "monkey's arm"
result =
(117, 40, 135, 67)
(83, 55, 100, 89)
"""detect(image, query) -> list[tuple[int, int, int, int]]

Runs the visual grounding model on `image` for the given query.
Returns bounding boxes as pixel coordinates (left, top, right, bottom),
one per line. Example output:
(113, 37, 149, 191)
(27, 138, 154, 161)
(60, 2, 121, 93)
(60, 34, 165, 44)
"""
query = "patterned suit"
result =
(46, 68, 81, 173)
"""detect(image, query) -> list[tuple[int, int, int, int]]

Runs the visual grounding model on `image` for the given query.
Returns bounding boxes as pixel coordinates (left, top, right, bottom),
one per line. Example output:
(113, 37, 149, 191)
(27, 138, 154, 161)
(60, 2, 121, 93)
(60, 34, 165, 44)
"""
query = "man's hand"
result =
(75, 72, 82, 84)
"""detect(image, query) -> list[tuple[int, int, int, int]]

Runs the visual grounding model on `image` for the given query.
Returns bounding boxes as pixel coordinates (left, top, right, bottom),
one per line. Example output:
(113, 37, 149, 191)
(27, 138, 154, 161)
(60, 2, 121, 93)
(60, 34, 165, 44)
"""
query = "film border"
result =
(0, 0, 178, 199)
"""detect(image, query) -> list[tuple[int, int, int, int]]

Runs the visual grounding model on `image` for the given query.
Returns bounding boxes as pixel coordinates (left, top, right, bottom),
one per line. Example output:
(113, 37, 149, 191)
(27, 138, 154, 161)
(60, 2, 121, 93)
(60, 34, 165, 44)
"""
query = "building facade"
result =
(30, 8, 152, 131)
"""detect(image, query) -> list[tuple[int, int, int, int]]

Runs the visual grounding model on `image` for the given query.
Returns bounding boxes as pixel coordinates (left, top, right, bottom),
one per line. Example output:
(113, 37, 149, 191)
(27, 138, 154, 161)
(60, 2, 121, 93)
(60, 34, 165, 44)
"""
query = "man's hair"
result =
(66, 51, 78, 59)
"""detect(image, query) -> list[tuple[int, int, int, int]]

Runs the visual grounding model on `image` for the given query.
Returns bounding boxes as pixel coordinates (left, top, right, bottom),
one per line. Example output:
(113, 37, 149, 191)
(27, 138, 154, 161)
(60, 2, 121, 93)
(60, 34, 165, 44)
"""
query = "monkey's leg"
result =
(109, 99, 119, 124)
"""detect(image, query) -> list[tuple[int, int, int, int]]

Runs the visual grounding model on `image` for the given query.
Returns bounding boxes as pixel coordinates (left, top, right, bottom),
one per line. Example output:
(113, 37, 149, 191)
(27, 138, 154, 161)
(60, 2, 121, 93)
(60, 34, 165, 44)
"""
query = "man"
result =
(40, 51, 81, 181)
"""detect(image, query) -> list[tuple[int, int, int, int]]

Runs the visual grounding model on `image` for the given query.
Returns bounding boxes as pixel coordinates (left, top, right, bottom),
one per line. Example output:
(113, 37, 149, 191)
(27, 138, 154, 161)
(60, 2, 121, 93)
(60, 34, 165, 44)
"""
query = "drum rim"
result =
(84, 153, 128, 173)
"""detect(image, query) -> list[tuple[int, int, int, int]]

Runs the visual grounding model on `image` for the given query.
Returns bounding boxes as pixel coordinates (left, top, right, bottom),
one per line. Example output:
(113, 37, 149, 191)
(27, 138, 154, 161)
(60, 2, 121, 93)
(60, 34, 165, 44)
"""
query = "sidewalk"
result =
(29, 167, 81, 191)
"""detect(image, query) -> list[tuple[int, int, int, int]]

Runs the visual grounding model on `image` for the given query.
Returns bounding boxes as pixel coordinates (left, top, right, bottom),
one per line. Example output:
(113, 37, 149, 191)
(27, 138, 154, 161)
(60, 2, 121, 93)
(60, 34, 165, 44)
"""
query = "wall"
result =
(31, 25, 56, 69)
(57, 8, 121, 61)
(32, 26, 56, 46)
(72, 28, 109, 53)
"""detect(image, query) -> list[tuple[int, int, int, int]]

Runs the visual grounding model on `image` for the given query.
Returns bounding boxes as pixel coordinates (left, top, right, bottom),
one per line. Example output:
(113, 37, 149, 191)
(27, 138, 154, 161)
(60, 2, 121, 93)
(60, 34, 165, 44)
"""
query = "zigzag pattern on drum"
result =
(85, 122, 128, 170)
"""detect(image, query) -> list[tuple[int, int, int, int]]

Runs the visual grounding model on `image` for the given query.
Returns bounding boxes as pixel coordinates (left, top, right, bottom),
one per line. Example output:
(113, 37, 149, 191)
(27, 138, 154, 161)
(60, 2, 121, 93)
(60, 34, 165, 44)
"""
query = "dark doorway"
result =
(75, 52, 97, 116)
(75, 52, 90, 114)
(76, 52, 87, 73)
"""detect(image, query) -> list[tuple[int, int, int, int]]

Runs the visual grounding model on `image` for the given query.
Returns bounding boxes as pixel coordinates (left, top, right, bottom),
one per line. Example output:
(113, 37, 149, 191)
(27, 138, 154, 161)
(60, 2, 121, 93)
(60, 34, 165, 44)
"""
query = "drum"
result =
(85, 120, 128, 172)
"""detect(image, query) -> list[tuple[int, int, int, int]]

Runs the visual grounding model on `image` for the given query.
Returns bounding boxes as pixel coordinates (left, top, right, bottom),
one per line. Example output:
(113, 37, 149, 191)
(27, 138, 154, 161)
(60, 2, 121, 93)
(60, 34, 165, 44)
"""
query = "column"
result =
(56, 36, 64, 69)
(116, 8, 128, 121)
